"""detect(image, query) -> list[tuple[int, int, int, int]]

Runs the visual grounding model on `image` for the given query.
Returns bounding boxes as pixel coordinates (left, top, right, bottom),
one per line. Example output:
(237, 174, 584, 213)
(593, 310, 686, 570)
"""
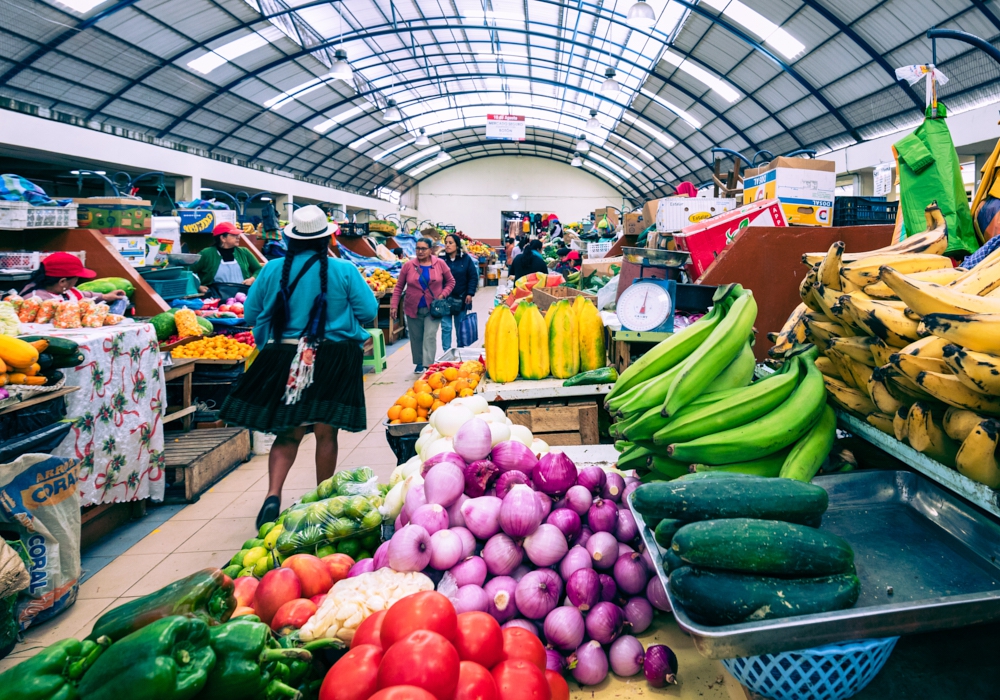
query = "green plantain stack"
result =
(609, 284, 836, 482)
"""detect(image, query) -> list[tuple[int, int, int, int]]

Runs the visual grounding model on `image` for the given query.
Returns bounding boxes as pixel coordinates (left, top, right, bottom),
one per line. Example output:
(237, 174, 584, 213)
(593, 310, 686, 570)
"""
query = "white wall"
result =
(416, 156, 625, 240)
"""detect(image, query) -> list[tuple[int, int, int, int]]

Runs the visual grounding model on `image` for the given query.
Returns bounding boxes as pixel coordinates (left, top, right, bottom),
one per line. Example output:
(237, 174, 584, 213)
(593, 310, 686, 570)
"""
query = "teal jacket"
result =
(190, 246, 263, 286)
(244, 254, 378, 346)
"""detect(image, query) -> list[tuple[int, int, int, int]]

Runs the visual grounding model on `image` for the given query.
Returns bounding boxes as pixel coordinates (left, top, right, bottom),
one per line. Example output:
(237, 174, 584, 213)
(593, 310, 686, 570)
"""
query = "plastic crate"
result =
(721, 637, 898, 700)
(386, 429, 419, 464)
(587, 241, 614, 258)
(0, 250, 85, 271)
(833, 197, 898, 227)
(142, 268, 199, 300)
(0, 202, 78, 230)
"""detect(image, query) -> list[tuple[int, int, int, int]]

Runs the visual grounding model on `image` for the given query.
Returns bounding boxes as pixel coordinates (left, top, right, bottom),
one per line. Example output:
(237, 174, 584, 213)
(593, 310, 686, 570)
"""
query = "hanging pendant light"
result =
(626, 0, 656, 30)
(415, 128, 430, 146)
(331, 49, 352, 81)
(383, 99, 401, 122)
(601, 67, 619, 97)
(576, 135, 591, 153)
(585, 108, 600, 131)
(571, 153, 583, 167)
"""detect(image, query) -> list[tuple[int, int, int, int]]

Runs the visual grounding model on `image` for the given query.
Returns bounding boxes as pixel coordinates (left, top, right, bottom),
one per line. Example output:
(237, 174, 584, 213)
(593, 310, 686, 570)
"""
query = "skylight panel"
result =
(584, 161, 623, 185)
(660, 51, 739, 102)
(395, 146, 442, 170)
(409, 153, 452, 177)
(313, 105, 367, 133)
(188, 27, 282, 75)
(639, 88, 701, 129)
(587, 153, 631, 178)
(701, 0, 805, 59)
(51, 0, 105, 12)
(626, 116, 676, 148)
(373, 139, 416, 162)
(611, 137, 656, 163)
(265, 75, 327, 110)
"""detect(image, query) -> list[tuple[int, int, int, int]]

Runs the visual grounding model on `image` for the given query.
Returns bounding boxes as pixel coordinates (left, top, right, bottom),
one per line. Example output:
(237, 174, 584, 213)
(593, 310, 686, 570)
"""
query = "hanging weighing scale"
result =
(616, 247, 689, 333)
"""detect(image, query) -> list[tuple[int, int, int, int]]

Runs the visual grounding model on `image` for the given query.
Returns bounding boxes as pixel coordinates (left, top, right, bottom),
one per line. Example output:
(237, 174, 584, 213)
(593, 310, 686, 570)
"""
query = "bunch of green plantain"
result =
(609, 284, 836, 483)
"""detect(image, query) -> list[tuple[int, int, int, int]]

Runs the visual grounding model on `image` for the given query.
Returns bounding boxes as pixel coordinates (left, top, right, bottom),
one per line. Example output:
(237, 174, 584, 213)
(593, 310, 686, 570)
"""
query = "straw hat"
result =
(284, 205, 338, 240)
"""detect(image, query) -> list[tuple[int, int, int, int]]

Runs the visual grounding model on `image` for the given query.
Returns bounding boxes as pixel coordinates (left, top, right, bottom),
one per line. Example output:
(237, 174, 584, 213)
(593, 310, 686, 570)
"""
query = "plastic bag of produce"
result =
(275, 493, 383, 560)
(53, 301, 81, 329)
(0, 302, 19, 337)
(0, 454, 81, 630)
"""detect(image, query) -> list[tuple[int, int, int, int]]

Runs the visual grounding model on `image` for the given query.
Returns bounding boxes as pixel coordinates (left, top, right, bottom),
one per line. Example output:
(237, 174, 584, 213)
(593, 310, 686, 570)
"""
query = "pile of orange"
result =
(387, 361, 485, 424)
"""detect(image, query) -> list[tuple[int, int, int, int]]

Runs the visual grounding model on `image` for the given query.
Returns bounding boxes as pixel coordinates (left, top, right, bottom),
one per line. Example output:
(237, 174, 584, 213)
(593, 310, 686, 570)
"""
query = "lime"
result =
(325, 496, 348, 518)
(231, 549, 250, 567)
(258, 521, 276, 539)
(345, 496, 372, 520)
(337, 537, 361, 558)
(303, 505, 328, 527)
(316, 544, 336, 558)
(275, 531, 297, 555)
(283, 511, 305, 533)
(300, 489, 320, 504)
(248, 538, 265, 549)
(317, 477, 335, 500)
(360, 530, 381, 552)
(352, 467, 375, 483)
(264, 524, 284, 550)
(252, 554, 272, 577)
(243, 546, 268, 567)
(299, 525, 324, 548)
(223, 564, 243, 579)
(238, 566, 255, 578)
(361, 510, 383, 530)
(241, 539, 258, 551)
(355, 550, 372, 561)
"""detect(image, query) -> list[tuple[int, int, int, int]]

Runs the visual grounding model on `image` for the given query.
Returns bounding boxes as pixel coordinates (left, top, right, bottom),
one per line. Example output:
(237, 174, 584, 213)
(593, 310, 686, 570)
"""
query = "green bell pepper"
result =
(0, 636, 111, 700)
(87, 568, 236, 642)
(196, 617, 310, 700)
(77, 616, 216, 700)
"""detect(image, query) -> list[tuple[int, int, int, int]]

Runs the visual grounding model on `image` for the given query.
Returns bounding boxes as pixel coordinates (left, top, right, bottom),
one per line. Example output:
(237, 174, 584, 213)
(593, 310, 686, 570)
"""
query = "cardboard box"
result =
(594, 208, 620, 230)
(656, 197, 737, 232)
(75, 198, 151, 235)
(624, 212, 643, 236)
(642, 200, 659, 231)
(107, 236, 148, 267)
(178, 208, 237, 234)
(674, 199, 788, 278)
(743, 157, 836, 227)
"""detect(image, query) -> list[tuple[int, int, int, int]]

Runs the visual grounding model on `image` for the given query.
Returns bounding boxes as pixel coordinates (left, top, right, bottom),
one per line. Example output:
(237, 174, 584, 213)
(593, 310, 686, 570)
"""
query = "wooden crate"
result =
(532, 286, 597, 315)
(506, 399, 599, 446)
(162, 427, 251, 502)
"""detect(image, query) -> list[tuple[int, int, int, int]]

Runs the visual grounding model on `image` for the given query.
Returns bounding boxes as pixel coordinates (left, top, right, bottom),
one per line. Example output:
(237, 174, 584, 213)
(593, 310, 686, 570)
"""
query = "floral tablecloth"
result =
(25, 322, 167, 506)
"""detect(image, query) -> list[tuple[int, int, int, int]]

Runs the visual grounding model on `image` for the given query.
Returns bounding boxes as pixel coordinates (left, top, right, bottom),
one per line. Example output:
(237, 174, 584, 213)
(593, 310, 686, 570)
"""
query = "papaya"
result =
(486, 306, 519, 383)
(517, 303, 549, 380)
(77, 280, 117, 295)
(578, 301, 607, 372)
(548, 300, 580, 379)
(102, 277, 135, 297)
(513, 302, 528, 327)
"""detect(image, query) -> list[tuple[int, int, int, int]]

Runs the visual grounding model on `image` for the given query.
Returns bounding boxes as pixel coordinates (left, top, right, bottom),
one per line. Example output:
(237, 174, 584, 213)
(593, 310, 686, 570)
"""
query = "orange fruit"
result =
(400, 395, 418, 410)
(399, 407, 417, 423)
(406, 389, 416, 397)
(415, 416, 428, 422)
(438, 385, 456, 403)
(394, 395, 408, 406)
(428, 372, 446, 390)
(387, 405, 402, 420)
(457, 369, 470, 378)
(443, 367, 459, 382)
(431, 400, 445, 412)
(469, 377, 479, 389)
(453, 378, 470, 393)
(459, 388, 474, 398)
(416, 392, 434, 409)
(416, 407, 429, 418)
(414, 380, 431, 394)
(390, 419, 402, 425)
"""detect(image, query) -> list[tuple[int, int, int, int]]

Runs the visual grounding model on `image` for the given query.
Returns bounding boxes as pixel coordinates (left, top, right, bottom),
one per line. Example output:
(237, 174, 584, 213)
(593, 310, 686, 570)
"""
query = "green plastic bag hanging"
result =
(893, 101, 977, 256)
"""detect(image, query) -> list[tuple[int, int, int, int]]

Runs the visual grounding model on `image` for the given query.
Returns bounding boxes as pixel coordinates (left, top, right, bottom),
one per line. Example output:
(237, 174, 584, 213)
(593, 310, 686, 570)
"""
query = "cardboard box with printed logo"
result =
(674, 199, 788, 278)
(656, 197, 737, 232)
(743, 157, 836, 227)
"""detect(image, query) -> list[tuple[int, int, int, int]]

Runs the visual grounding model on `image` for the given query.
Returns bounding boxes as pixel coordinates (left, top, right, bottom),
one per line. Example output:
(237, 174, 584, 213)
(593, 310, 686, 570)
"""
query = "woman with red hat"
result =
(190, 221, 263, 293)
(20, 252, 126, 303)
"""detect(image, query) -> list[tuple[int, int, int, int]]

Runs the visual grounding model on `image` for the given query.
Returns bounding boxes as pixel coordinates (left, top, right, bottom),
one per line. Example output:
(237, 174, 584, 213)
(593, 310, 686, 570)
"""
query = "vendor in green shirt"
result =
(191, 221, 263, 293)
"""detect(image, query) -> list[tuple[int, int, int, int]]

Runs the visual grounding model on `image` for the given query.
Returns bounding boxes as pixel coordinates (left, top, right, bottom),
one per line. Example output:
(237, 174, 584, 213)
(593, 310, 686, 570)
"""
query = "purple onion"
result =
(647, 576, 672, 612)
(448, 494, 469, 527)
(543, 605, 585, 651)
(564, 485, 593, 516)
(347, 558, 374, 578)
(577, 466, 607, 495)
(545, 649, 566, 672)
(451, 526, 476, 559)
(424, 462, 465, 507)
(624, 475, 640, 489)
(373, 540, 390, 570)
(449, 556, 487, 587)
(599, 574, 618, 602)
(515, 568, 563, 619)
(536, 492, 552, 520)
(455, 417, 493, 463)
(602, 472, 626, 502)
(577, 526, 592, 548)
(622, 480, 640, 504)
(421, 451, 466, 477)
(428, 529, 463, 570)
(460, 496, 502, 539)
(500, 484, 542, 538)
(463, 459, 498, 497)
(523, 523, 569, 567)
(410, 503, 449, 535)
(388, 524, 432, 572)
(644, 645, 678, 686)
(588, 498, 618, 534)
(394, 513, 405, 530)
(454, 584, 489, 614)
(624, 597, 654, 634)
(586, 601, 624, 645)
(587, 531, 619, 570)
(532, 451, 577, 495)
(565, 568, 600, 611)
(571, 640, 608, 686)
(510, 564, 532, 581)
(609, 636, 645, 677)
(617, 543, 634, 558)
(546, 508, 582, 544)
(494, 470, 531, 498)
(482, 533, 523, 575)
(484, 576, 519, 623)
(614, 551, 649, 595)
(491, 440, 539, 474)
(559, 545, 593, 580)
(639, 546, 656, 576)
(503, 619, 537, 635)
(403, 484, 426, 518)
(615, 507, 638, 542)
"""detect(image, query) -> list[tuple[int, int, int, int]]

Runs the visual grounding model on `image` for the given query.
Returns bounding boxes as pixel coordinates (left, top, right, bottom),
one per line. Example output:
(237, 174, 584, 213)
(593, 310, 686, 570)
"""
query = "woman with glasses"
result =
(390, 237, 456, 373)
(440, 233, 479, 349)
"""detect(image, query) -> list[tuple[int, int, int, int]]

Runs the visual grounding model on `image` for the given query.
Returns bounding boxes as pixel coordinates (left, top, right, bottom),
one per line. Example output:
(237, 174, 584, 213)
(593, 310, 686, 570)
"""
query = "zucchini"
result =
(18, 336, 79, 357)
(631, 476, 828, 525)
(50, 352, 85, 369)
(672, 519, 854, 577)
(662, 548, 685, 574)
(563, 367, 619, 386)
(668, 566, 860, 626)
(654, 518, 685, 548)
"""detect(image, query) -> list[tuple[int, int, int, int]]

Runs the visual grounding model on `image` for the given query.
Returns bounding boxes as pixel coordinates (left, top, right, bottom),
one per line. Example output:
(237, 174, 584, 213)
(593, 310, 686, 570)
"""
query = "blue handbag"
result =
(457, 304, 478, 347)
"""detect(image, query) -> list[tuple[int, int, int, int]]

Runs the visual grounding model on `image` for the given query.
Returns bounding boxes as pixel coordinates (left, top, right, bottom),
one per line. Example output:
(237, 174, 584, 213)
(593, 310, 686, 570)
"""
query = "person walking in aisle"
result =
(218, 205, 378, 528)
(390, 237, 456, 373)
(440, 233, 478, 349)
(509, 239, 549, 281)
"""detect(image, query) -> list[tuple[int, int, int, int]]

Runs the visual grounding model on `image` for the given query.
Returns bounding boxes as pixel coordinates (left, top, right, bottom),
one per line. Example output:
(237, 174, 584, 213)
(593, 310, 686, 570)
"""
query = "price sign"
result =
(873, 163, 893, 197)
(486, 114, 525, 141)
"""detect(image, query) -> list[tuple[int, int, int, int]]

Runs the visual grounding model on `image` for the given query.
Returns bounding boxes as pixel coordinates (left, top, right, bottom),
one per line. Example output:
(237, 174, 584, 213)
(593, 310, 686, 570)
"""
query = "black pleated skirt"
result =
(220, 340, 366, 434)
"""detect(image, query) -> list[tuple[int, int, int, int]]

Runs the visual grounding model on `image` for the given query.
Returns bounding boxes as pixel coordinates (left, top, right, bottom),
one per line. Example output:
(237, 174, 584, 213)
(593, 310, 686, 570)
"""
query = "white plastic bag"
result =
(597, 274, 620, 310)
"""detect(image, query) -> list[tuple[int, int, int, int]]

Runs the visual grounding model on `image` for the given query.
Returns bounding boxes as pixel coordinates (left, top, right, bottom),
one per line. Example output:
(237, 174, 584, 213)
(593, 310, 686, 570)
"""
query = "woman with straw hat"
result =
(220, 205, 378, 528)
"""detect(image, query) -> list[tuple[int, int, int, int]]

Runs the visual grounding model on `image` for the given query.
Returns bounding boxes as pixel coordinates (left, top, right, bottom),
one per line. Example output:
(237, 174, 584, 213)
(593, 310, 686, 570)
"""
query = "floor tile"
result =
(172, 490, 240, 521)
(81, 504, 185, 558)
(174, 517, 258, 553)
(281, 488, 310, 511)
(283, 469, 321, 489)
(79, 556, 114, 584)
(124, 518, 211, 556)
(19, 597, 118, 647)
(78, 554, 169, 599)
(213, 467, 267, 492)
(126, 551, 228, 597)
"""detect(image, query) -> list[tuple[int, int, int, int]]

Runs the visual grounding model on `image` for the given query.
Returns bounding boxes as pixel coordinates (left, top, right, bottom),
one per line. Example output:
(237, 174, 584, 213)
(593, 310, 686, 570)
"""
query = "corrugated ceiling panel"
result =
(822, 65, 890, 107)
(752, 72, 810, 112)
(724, 51, 783, 94)
(2, 1, 67, 43)
(793, 34, 870, 87)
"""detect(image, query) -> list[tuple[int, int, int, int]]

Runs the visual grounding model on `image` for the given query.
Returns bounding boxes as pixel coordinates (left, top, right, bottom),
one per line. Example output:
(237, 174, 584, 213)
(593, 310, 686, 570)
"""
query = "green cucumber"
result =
(654, 518, 685, 548)
(668, 566, 860, 625)
(662, 548, 685, 574)
(19, 336, 79, 357)
(563, 367, 619, 386)
(50, 352, 85, 369)
(631, 476, 828, 525)
(672, 519, 854, 577)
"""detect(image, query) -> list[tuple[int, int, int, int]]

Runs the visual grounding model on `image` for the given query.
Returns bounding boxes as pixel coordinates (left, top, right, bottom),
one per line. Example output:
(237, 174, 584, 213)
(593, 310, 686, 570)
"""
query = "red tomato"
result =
(318, 644, 381, 700)
(491, 659, 551, 700)
(377, 630, 460, 700)
(352, 609, 386, 650)
(501, 628, 546, 671)
(454, 612, 504, 668)
(367, 688, 437, 700)
(455, 661, 499, 700)
(380, 591, 458, 648)
(545, 670, 569, 700)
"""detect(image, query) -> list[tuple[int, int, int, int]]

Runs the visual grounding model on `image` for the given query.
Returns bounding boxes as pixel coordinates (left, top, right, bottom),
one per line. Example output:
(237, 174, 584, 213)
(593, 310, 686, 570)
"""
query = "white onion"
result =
(488, 406, 506, 422)
(431, 404, 475, 437)
(488, 421, 511, 447)
(454, 417, 493, 462)
(388, 465, 405, 487)
(530, 438, 550, 456)
(414, 430, 437, 455)
(420, 422, 438, 436)
(400, 473, 423, 505)
(421, 437, 455, 462)
(401, 455, 423, 478)
(464, 395, 489, 415)
(508, 424, 534, 446)
(382, 481, 404, 519)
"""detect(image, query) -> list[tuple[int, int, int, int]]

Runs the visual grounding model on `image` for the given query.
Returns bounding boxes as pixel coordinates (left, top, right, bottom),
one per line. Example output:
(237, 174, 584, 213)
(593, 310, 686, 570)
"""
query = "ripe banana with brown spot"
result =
(920, 312, 1000, 355)
(841, 354, 874, 392)
(893, 406, 910, 442)
(824, 349, 858, 389)
(915, 371, 1000, 415)
(800, 205, 948, 266)
(840, 253, 952, 288)
(869, 338, 894, 367)
(898, 335, 950, 359)
(799, 265, 823, 313)
(955, 419, 1000, 488)
(868, 367, 906, 415)
(866, 412, 896, 435)
(823, 374, 876, 415)
(818, 242, 845, 291)
(827, 336, 878, 367)
(815, 356, 842, 380)
(769, 302, 809, 358)
(940, 344, 1000, 395)
(942, 407, 985, 442)
(864, 266, 966, 298)
(952, 247, 1000, 294)
(840, 295, 921, 348)
(907, 401, 959, 466)
(879, 266, 1000, 317)
(889, 351, 950, 380)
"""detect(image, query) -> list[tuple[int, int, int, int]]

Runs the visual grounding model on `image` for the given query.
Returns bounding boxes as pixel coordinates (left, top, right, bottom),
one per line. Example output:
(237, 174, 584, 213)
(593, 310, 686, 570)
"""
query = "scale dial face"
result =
(618, 281, 674, 332)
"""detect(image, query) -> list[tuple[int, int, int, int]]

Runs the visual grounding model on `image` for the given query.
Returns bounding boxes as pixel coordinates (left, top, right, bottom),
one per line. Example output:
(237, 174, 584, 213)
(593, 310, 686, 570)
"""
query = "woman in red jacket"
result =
(390, 237, 456, 373)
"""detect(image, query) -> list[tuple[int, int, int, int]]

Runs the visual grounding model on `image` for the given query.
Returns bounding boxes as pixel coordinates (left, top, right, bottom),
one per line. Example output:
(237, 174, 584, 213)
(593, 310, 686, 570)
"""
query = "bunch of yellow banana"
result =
(771, 203, 1000, 488)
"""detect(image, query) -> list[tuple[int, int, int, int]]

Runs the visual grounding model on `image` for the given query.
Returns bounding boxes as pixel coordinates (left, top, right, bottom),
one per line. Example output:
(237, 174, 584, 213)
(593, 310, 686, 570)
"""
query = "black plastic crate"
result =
(833, 196, 898, 227)
(386, 430, 418, 465)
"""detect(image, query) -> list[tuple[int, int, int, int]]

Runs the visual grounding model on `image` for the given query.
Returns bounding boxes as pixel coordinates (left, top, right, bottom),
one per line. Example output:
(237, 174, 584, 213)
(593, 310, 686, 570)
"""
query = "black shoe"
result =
(256, 495, 280, 530)
(415, 365, 425, 374)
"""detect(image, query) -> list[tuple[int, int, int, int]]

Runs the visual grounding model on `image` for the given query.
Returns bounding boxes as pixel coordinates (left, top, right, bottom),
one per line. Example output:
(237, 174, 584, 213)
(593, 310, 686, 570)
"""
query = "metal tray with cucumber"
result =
(632, 470, 1000, 659)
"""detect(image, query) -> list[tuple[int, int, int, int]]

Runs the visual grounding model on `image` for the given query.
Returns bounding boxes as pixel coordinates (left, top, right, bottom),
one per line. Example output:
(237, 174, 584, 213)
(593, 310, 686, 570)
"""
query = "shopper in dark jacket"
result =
(509, 239, 548, 281)
(441, 233, 479, 348)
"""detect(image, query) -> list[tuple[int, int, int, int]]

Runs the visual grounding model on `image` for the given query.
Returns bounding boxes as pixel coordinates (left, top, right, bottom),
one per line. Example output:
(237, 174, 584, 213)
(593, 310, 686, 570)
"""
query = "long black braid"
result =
(269, 236, 329, 343)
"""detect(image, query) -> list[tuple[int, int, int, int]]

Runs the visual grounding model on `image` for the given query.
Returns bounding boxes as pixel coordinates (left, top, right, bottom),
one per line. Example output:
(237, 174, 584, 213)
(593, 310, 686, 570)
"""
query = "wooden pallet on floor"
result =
(506, 398, 600, 446)
(163, 427, 251, 503)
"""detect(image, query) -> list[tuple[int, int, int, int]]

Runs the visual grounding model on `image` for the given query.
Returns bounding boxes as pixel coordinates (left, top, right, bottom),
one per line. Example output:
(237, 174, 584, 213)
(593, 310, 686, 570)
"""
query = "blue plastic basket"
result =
(721, 637, 898, 700)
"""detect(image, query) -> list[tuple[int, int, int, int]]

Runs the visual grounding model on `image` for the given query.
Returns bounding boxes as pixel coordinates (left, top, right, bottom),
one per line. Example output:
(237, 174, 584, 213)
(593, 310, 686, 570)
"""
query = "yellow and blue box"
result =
(743, 157, 836, 227)
(178, 209, 237, 234)
(75, 198, 151, 235)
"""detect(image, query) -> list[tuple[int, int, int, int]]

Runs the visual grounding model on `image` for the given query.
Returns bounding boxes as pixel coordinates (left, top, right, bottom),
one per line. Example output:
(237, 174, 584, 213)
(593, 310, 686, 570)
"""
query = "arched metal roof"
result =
(2, 0, 1000, 202)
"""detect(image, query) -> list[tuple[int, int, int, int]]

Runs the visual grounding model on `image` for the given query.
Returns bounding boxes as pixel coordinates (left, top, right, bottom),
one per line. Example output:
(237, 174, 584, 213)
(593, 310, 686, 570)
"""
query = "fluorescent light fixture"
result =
(571, 153, 583, 167)
(395, 146, 442, 170)
(660, 51, 739, 103)
(626, 116, 676, 148)
(626, 0, 657, 30)
(586, 108, 601, 131)
(701, 0, 805, 59)
(383, 99, 402, 122)
(331, 49, 352, 81)
(415, 128, 430, 147)
(188, 29, 277, 75)
(584, 161, 623, 185)
(70, 170, 106, 175)
(408, 153, 451, 177)
(511, 193, 519, 201)
(265, 75, 326, 110)
(52, 0, 105, 12)
(313, 105, 367, 133)
(588, 152, 631, 178)
(576, 136, 591, 153)
(640, 88, 701, 129)
(601, 68, 620, 97)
